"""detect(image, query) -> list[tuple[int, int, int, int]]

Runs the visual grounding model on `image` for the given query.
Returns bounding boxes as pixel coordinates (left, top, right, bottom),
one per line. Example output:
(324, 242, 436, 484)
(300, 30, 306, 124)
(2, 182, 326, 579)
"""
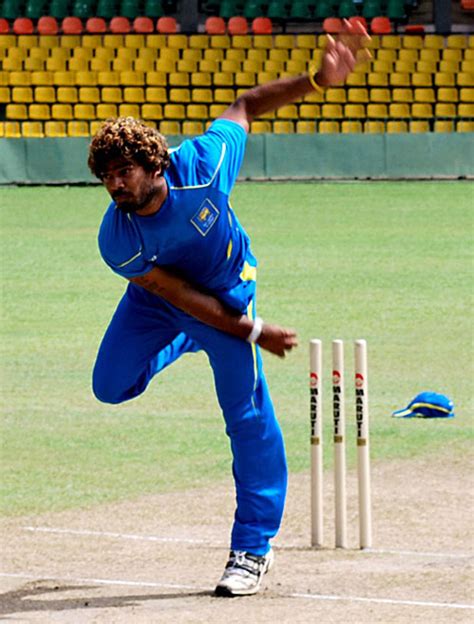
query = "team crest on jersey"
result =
(190, 199, 219, 236)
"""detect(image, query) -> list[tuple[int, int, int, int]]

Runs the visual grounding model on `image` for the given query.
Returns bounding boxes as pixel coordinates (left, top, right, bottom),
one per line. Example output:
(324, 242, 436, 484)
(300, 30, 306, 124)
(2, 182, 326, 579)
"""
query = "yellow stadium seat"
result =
(381, 35, 401, 49)
(221, 59, 241, 73)
(168, 89, 191, 104)
(3, 57, 24, 71)
(312, 49, 324, 65)
(22, 121, 44, 137)
(45, 120, 67, 137)
(6, 103, 28, 119)
(435, 73, 455, 87)
(12, 86, 33, 103)
(409, 120, 429, 132)
(204, 49, 224, 62)
(134, 58, 154, 72)
(373, 60, 393, 73)
(160, 120, 181, 133)
(18, 35, 38, 49)
(296, 34, 316, 49)
(25, 58, 46, 71)
(213, 72, 233, 87)
(141, 104, 163, 119)
(192, 88, 213, 103)
(265, 59, 285, 73)
(164, 103, 185, 119)
(232, 35, 252, 49)
(296, 120, 317, 133)
(199, 59, 219, 73)
(29, 103, 50, 119)
(377, 48, 397, 62)
(402, 36, 423, 49)
(466, 49, 474, 61)
(191, 72, 212, 87)
(72, 47, 93, 60)
(364, 35, 380, 50)
(60, 35, 81, 49)
(322, 103, 343, 118)
(167, 35, 188, 50)
(102, 34, 123, 48)
(119, 104, 140, 117)
(319, 120, 339, 133)
(399, 48, 419, 62)
(364, 120, 384, 133)
(447, 35, 466, 49)
(353, 61, 370, 75)
(209, 104, 227, 117)
(4, 121, 21, 137)
(437, 88, 458, 102)
(51, 103, 73, 119)
(276, 104, 298, 119)
(346, 73, 367, 86)
(146, 34, 167, 49)
(326, 88, 346, 103)
(269, 49, 288, 62)
(123, 87, 144, 102)
(46, 57, 67, 72)
(183, 48, 203, 62)
(97, 103, 118, 118)
(341, 120, 362, 133)
(416, 60, 436, 74)
(243, 59, 263, 73)
(344, 104, 365, 118)
(182, 120, 204, 134)
(368, 72, 388, 87)
(187, 104, 208, 119)
(347, 88, 369, 103)
(69, 58, 89, 72)
(443, 48, 463, 63)
(31, 71, 53, 86)
(76, 71, 99, 87)
(419, 48, 439, 63)
(275, 34, 293, 49)
(386, 120, 408, 133)
(95, 47, 115, 61)
(74, 103, 96, 119)
(125, 34, 145, 49)
(53, 71, 75, 86)
(156, 59, 176, 73)
(0, 87, 10, 103)
(414, 88, 435, 103)
(90, 120, 103, 135)
(122, 71, 145, 86)
(367, 103, 387, 118)
(146, 72, 167, 86)
(424, 35, 443, 49)
(370, 88, 391, 102)
(458, 73, 474, 87)
(412, 103, 433, 118)
(235, 72, 256, 87)
(439, 60, 459, 74)
(460, 88, 474, 102)
(458, 103, 474, 117)
(187, 35, 208, 50)
(291, 48, 310, 62)
(257, 71, 278, 85)
(273, 120, 294, 133)
(433, 120, 454, 133)
(461, 60, 474, 73)
(304, 90, 324, 104)
(469, 35, 474, 48)
(9, 71, 32, 86)
(0, 34, 16, 48)
(390, 73, 410, 87)
(254, 36, 273, 50)
(101, 87, 122, 102)
(457, 120, 474, 132)
(35, 86, 55, 102)
(435, 103, 456, 117)
(412, 73, 432, 87)
(299, 103, 320, 118)
(113, 59, 134, 72)
(51, 47, 71, 60)
(29, 48, 49, 62)
(213, 88, 233, 103)
(178, 59, 198, 73)
(83, 35, 102, 49)
(209, 35, 230, 49)
(395, 60, 416, 75)
(389, 103, 410, 118)
(168, 72, 190, 87)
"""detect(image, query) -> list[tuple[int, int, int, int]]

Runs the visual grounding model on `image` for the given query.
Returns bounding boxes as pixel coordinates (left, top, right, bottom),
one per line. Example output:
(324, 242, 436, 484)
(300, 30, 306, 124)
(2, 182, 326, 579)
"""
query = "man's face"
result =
(101, 158, 159, 213)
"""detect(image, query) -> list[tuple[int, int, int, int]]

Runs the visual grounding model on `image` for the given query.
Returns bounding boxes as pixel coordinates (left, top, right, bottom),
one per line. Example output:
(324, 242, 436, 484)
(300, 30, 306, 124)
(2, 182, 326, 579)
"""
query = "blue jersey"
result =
(98, 119, 257, 312)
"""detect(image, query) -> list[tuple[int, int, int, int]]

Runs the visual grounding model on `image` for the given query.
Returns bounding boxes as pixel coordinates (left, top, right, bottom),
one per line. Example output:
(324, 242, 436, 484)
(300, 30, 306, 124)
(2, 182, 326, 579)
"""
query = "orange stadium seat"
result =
(37, 17, 58, 34)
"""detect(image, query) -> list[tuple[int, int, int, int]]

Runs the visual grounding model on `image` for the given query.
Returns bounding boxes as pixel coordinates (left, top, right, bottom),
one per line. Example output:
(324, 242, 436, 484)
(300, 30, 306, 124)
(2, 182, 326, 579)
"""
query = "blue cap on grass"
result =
(392, 392, 455, 419)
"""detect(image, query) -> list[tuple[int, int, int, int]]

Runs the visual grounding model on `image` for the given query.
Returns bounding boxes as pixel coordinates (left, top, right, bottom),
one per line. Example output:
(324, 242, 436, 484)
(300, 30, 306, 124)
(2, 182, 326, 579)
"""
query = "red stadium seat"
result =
(62, 17, 83, 34)
(86, 17, 107, 33)
(37, 16, 59, 34)
(0, 18, 9, 33)
(370, 16, 391, 34)
(404, 24, 425, 33)
(205, 16, 226, 34)
(348, 16, 367, 30)
(228, 16, 248, 35)
(323, 17, 343, 33)
(252, 17, 272, 34)
(110, 16, 131, 33)
(157, 16, 177, 33)
(13, 17, 34, 34)
(133, 16, 154, 32)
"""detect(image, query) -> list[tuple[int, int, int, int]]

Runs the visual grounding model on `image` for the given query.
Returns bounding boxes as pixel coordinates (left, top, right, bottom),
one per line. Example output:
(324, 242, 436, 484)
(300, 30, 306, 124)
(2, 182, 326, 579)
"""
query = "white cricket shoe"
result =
(214, 548, 274, 597)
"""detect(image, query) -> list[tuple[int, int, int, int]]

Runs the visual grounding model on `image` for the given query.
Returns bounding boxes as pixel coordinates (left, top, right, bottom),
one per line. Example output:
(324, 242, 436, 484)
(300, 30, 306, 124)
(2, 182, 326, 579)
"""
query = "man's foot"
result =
(214, 548, 274, 597)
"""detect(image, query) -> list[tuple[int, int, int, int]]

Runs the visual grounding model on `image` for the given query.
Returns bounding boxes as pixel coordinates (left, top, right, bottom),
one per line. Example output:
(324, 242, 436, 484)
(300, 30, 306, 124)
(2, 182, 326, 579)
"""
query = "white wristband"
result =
(246, 317, 264, 343)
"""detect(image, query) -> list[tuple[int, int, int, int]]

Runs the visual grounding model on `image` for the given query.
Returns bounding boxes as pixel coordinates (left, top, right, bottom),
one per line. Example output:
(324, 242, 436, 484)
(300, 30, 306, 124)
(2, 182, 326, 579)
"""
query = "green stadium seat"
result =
(338, 0, 357, 18)
(267, 0, 287, 19)
(25, 0, 46, 19)
(362, 0, 382, 19)
(1, 0, 21, 20)
(49, 0, 69, 18)
(120, 0, 139, 18)
(314, 0, 333, 19)
(386, 0, 405, 19)
(96, 0, 117, 18)
(220, 0, 240, 18)
(243, 0, 264, 18)
(290, 0, 312, 19)
(144, 0, 164, 17)
(72, 0, 94, 18)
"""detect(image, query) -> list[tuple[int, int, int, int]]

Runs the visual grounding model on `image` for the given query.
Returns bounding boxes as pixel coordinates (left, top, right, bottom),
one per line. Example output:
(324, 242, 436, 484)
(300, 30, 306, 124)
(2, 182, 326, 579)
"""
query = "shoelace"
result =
(223, 551, 265, 578)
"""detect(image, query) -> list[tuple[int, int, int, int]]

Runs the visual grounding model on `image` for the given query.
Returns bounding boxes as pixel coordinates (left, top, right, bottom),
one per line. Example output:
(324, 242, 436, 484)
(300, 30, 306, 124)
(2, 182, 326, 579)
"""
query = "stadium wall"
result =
(0, 134, 472, 183)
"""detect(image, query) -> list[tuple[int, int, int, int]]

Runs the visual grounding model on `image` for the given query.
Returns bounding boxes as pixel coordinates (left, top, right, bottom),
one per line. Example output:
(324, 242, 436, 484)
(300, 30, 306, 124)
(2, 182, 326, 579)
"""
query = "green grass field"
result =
(1, 181, 473, 516)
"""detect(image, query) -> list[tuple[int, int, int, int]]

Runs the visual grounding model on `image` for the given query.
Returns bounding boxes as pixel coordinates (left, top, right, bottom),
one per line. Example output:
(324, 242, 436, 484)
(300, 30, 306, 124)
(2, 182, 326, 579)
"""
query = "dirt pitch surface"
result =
(1, 453, 473, 623)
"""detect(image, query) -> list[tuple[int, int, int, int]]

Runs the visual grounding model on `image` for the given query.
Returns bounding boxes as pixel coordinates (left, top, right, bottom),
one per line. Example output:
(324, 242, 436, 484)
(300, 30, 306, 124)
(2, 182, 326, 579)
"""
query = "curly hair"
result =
(88, 117, 171, 179)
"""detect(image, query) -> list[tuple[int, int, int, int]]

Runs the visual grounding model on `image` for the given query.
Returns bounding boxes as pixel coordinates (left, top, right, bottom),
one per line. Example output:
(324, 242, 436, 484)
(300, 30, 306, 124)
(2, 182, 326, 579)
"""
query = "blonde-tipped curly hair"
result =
(88, 117, 171, 179)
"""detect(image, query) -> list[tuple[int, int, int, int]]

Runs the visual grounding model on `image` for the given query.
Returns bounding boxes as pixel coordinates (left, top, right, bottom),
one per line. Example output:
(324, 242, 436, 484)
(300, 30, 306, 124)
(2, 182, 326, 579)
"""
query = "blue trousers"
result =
(93, 283, 288, 555)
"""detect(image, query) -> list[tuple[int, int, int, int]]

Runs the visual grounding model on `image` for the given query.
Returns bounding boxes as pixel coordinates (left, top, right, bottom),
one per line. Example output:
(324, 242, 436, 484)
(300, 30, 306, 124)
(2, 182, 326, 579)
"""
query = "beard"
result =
(114, 184, 159, 214)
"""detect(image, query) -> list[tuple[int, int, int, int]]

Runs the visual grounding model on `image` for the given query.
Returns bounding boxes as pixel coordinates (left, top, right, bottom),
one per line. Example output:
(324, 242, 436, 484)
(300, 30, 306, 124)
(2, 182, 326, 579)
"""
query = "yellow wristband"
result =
(308, 64, 325, 94)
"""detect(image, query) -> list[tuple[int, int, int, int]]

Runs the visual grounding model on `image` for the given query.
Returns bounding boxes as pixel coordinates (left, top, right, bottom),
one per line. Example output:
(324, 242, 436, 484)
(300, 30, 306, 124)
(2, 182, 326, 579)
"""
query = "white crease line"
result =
(23, 526, 223, 546)
(1, 573, 472, 611)
(22, 527, 473, 560)
(290, 592, 474, 610)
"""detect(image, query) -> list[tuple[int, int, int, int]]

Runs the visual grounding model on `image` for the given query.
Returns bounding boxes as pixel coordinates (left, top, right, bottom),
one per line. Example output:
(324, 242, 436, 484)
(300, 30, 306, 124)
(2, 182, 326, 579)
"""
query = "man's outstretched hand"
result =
(257, 324, 298, 358)
(317, 19, 372, 87)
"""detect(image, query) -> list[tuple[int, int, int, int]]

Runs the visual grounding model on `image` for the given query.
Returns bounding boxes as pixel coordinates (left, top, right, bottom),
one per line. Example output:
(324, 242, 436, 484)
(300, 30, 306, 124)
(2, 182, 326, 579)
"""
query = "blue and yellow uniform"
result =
(93, 119, 287, 555)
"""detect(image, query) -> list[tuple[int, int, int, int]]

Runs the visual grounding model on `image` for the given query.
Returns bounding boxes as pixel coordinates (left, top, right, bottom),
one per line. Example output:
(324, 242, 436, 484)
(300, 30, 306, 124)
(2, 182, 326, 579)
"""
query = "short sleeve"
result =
(98, 206, 153, 279)
(169, 119, 247, 195)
